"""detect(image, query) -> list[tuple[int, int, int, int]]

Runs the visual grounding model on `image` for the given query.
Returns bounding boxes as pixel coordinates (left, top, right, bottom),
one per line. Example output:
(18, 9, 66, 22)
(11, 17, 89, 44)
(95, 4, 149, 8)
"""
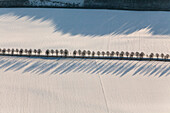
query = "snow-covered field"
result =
(0, 56, 169, 113)
(0, 8, 169, 54)
(0, 8, 170, 113)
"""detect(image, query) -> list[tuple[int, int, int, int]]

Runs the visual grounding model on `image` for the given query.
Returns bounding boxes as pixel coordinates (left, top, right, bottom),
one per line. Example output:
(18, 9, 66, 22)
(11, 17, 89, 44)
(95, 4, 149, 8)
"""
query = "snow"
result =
(0, 56, 169, 113)
(0, 8, 170, 113)
(0, 8, 169, 54)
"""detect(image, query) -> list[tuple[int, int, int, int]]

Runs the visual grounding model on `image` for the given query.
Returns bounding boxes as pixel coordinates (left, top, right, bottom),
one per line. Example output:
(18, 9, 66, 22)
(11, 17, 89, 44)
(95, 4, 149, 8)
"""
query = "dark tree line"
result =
(45, 49, 69, 56)
(0, 48, 42, 56)
(72, 50, 169, 60)
(0, 48, 169, 60)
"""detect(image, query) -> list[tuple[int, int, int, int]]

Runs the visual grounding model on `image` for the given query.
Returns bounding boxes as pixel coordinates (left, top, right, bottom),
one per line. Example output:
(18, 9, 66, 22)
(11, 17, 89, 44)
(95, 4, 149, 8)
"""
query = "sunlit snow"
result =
(0, 8, 169, 113)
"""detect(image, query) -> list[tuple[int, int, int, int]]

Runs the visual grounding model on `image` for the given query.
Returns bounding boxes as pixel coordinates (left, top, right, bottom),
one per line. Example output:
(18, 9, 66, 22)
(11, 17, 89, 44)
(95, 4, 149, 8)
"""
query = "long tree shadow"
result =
(0, 56, 169, 77)
(1, 8, 170, 36)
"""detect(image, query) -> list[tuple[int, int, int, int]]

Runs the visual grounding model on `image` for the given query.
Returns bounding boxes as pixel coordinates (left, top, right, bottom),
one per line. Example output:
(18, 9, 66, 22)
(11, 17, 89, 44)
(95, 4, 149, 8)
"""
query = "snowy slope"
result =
(0, 56, 169, 113)
(0, 8, 170, 113)
(0, 8, 169, 54)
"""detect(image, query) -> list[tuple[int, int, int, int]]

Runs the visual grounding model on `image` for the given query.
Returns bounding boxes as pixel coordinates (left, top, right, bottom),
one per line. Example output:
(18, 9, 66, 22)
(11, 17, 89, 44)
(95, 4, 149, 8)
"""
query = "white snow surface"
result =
(0, 8, 169, 54)
(0, 56, 169, 113)
(0, 8, 170, 113)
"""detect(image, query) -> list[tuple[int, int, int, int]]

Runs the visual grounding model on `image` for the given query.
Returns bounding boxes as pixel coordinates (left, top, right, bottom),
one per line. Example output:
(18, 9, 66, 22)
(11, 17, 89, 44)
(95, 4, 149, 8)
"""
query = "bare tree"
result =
(2, 48, 6, 55)
(106, 51, 110, 57)
(149, 53, 154, 59)
(116, 51, 119, 57)
(56, 50, 59, 56)
(15, 49, 19, 55)
(161, 53, 164, 59)
(139, 52, 145, 59)
(126, 52, 129, 58)
(87, 50, 91, 56)
(46, 49, 50, 56)
(146, 54, 149, 58)
(37, 49, 42, 56)
(60, 49, 64, 56)
(110, 51, 115, 57)
(78, 50, 81, 56)
(25, 49, 28, 55)
(11, 49, 15, 55)
(102, 51, 105, 57)
(73, 50, 77, 57)
(130, 52, 134, 58)
(34, 49, 37, 55)
(135, 52, 139, 58)
(156, 53, 159, 59)
(82, 50, 86, 57)
(7, 49, 10, 54)
(165, 54, 169, 60)
(97, 51, 100, 57)
(19, 49, 23, 55)
(64, 49, 69, 56)
(28, 49, 32, 56)
(51, 49, 54, 56)
(120, 51, 124, 57)
(92, 51, 95, 57)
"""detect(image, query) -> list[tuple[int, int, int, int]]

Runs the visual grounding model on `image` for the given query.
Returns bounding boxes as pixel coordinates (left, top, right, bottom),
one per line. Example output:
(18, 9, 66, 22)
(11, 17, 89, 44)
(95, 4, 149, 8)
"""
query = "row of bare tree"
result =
(72, 50, 169, 60)
(0, 48, 42, 56)
(0, 48, 169, 60)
